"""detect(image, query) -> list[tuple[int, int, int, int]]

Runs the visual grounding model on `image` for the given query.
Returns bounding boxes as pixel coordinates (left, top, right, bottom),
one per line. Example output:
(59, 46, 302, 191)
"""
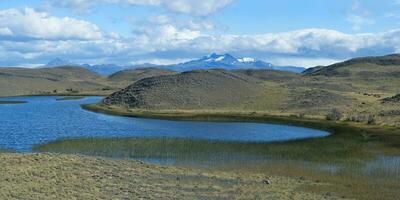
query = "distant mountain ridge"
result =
(165, 53, 305, 73)
(44, 54, 306, 75)
(44, 58, 130, 76)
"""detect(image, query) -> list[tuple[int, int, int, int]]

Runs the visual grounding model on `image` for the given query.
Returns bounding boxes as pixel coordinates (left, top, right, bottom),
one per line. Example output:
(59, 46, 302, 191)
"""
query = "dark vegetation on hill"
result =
(382, 94, 400, 103)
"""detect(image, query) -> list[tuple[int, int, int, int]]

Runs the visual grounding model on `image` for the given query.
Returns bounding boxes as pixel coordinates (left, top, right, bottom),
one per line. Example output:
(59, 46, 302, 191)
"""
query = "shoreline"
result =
(81, 103, 400, 135)
(0, 98, 399, 199)
(36, 104, 400, 200)
(0, 93, 109, 98)
(0, 100, 28, 105)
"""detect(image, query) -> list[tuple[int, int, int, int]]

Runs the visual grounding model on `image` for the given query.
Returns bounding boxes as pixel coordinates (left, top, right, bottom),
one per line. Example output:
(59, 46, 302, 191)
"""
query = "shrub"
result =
(326, 108, 342, 121)
(347, 114, 375, 124)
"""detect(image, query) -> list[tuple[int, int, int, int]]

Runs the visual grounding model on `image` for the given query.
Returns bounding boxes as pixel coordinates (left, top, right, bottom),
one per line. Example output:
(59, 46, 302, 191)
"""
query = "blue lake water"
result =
(0, 96, 330, 152)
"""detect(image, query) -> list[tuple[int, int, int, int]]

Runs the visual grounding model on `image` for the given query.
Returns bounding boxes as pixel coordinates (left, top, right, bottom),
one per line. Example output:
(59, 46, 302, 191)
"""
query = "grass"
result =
(0, 100, 27, 105)
(34, 135, 400, 200)
(33, 130, 382, 163)
(2, 153, 338, 200)
(35, 108, 400, 200)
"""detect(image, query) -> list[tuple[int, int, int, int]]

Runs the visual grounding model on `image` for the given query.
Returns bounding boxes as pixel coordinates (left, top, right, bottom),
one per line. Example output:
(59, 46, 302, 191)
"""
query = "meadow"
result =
(35, 111, 400, 200)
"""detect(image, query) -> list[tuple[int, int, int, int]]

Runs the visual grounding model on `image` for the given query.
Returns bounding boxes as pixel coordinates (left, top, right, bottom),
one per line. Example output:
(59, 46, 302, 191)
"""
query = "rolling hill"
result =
(0, 66, 110, 97)
(97, 54, 400, 127)
(108, 68, 177, 84)
(102, 69, 264, 110)
(305, 54, 400, 77)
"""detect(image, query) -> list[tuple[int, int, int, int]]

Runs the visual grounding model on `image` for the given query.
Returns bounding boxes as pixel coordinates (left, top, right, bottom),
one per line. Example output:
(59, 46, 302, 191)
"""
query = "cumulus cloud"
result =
(0, 8, 399, 68)
(46, 0, 235, 16)
(2, 27, 400, 67)
(0, 8, 103, 40)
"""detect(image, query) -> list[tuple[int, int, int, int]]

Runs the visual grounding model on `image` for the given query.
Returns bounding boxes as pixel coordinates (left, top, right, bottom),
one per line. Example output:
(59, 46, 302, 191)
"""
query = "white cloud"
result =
(131, 58, 192, 65)
(267, 57, 343, 68)
(46, 0, 235, 16)
(0, 8, 103, 40)
(2, 26, 400, 67)
(347, 0, 375, 31)
(0, 7, 399, 68)
(0, 27, 12, 36)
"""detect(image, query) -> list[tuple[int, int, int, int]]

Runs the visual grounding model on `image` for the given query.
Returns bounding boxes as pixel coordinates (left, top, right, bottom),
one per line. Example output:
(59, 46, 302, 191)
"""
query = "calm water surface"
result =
(0, 96, 330, 152)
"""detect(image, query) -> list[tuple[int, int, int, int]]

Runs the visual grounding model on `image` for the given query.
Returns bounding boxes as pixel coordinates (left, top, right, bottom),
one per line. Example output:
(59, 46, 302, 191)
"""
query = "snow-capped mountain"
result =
(167, 53, 274, 71)
(43, 54, 305, 76)
(166, 53, 304, 73)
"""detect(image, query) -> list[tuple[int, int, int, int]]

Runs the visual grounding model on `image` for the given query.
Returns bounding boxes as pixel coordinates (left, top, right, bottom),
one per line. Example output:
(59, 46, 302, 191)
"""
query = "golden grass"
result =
(0, 153, 344, 200)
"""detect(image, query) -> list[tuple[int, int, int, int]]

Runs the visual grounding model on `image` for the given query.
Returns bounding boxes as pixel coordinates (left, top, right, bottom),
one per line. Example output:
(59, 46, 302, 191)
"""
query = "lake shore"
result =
(0, 100, 27, 105)
(55, 96, 86, 101)
(76, 103, 400, 200)
(0, 153, 342, 200)
(1, 98, 399, 199)
(81, 103, 399, 134)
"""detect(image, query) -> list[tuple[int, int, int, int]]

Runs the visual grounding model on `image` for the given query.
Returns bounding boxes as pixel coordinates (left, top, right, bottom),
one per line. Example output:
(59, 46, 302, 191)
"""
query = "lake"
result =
(0, 96, 330, 152)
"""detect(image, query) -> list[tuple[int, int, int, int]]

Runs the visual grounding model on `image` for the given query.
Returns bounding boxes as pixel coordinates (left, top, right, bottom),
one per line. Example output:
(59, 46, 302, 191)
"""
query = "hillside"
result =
(108, 68, 177, 85)
(305, 54, 400, 77)
(0, 66, 182, 97)
(97, 54, 400, 127)
(102, 69, 265, 110)
(0, 66, 111, 97)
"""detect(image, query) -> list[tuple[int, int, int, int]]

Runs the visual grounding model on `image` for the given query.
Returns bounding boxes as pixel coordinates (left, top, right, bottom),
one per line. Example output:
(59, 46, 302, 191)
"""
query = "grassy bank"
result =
(0, 153, 342, 200)
(34, 135, 400, 200)
(81, 103, 399, 135)
(74, 103, 400, 199)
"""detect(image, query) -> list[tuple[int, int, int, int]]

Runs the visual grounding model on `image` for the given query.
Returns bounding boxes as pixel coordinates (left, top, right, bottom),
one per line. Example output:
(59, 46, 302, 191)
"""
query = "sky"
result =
(0, 0, 399, 68)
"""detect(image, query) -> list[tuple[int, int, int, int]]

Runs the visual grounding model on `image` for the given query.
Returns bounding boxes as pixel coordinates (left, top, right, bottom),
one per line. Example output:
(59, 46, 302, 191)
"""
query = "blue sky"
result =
(0, 0, 399, 67)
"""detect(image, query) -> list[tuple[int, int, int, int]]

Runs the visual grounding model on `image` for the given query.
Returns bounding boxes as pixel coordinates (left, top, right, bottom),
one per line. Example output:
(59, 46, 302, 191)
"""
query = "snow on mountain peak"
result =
(237, 57, 256, 63)
(215, 56, 225, 62)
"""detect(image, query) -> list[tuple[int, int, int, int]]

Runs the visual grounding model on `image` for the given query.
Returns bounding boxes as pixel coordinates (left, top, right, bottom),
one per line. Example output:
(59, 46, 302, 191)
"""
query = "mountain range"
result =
(44, 54, 305, 75)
